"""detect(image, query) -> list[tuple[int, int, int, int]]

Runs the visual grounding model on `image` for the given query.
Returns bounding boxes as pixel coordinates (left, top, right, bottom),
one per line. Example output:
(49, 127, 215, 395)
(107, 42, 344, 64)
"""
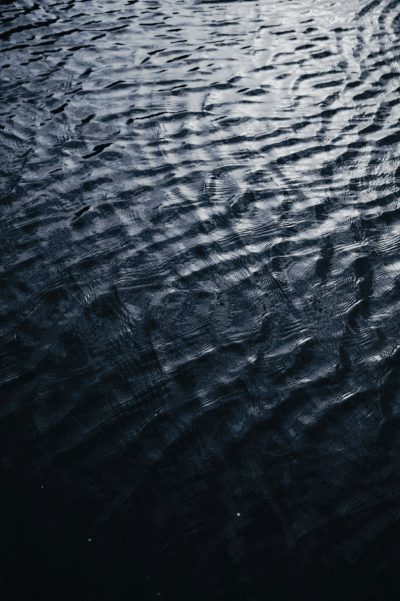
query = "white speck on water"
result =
(88, 538, 92, 542)
(236, 512, 241, 517)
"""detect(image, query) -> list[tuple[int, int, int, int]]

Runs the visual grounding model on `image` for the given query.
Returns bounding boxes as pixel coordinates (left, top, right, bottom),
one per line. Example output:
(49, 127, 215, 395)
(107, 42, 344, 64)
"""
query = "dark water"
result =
(2, 0, 400, 599)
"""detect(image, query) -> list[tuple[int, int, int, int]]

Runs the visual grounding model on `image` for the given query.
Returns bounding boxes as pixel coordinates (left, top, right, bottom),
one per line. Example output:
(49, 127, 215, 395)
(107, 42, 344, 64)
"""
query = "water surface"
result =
(1, 0, 400, 599)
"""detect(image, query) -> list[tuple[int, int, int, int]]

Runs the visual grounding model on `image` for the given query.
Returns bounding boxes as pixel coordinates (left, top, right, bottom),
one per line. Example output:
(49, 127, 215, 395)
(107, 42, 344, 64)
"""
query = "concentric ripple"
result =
(1, 0, 400, 599)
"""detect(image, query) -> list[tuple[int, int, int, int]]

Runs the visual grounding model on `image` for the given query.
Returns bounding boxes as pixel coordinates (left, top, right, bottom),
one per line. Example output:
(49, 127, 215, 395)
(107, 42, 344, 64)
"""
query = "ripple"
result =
(2, 0, 400, 600)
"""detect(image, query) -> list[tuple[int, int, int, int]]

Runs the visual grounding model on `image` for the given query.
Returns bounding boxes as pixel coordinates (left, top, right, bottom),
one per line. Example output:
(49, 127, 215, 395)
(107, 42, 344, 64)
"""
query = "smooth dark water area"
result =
(2, 0, 400, 599)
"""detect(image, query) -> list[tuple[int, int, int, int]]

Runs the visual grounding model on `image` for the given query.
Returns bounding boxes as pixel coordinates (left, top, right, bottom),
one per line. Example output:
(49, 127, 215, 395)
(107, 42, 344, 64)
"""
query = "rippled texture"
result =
(2, 0, 400, 599)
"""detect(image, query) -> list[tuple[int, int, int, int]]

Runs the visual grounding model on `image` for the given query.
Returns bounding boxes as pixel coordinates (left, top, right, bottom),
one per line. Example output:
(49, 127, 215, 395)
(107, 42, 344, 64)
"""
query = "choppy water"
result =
(2, 0, 400, 599)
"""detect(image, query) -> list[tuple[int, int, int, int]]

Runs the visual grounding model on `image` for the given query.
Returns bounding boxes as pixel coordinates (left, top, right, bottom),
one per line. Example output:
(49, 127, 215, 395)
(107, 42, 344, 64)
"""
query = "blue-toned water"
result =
(1, 0, 400, 599)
